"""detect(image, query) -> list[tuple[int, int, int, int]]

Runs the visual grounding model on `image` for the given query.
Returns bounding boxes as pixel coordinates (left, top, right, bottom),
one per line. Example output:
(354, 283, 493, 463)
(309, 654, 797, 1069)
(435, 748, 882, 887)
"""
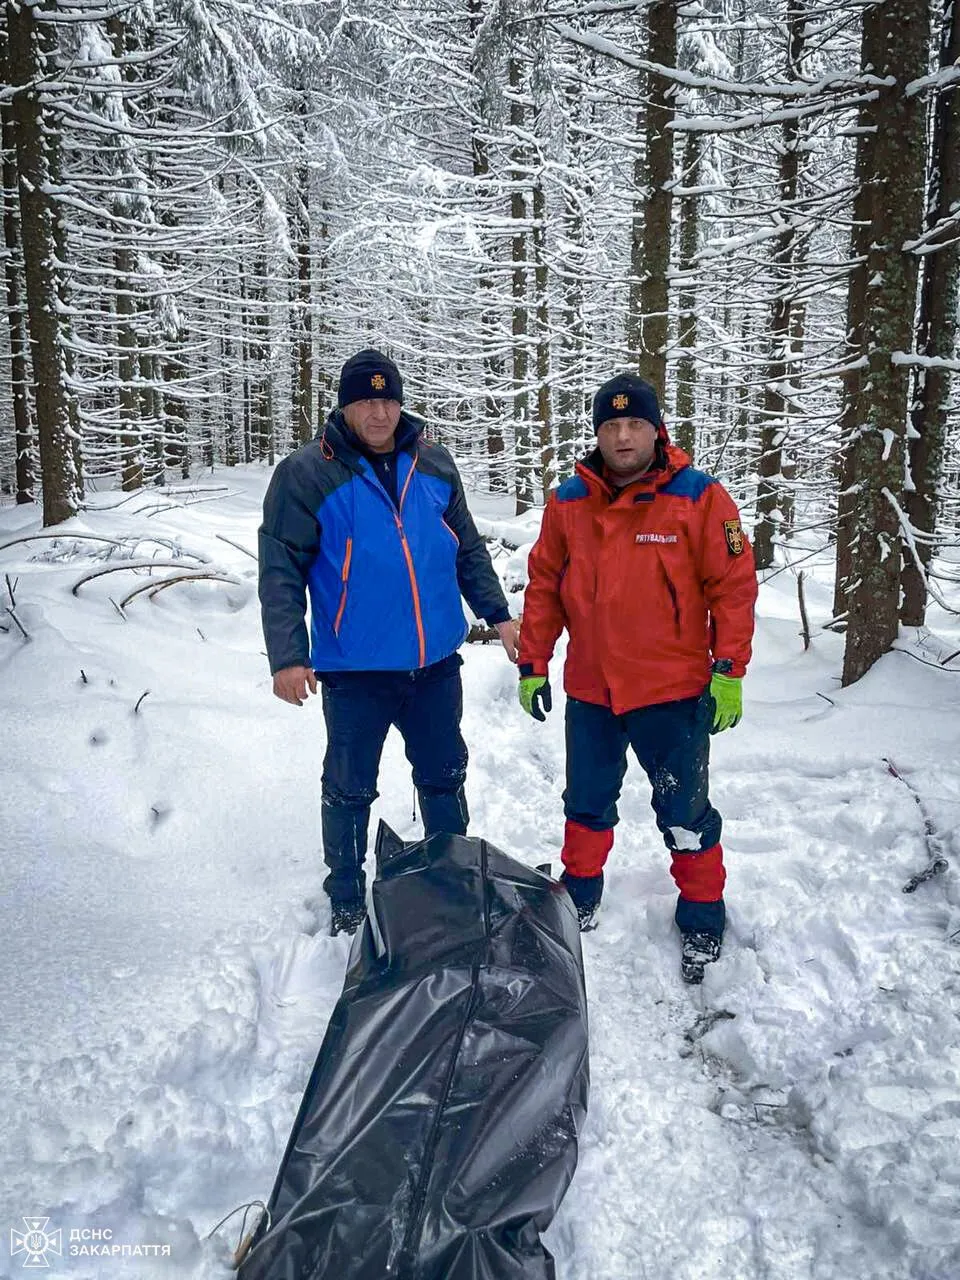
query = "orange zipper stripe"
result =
(395, 453, 426, 666)
(396, 516, 426, 667)
(333, 536, 352, 635)
(398, 452, 418, 512)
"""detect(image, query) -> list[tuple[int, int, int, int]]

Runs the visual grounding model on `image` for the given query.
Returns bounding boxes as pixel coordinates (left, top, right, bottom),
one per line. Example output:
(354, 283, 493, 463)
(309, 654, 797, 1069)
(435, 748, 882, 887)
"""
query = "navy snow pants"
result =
(318, 653, 468, 903)
(562, 691, 726, 936)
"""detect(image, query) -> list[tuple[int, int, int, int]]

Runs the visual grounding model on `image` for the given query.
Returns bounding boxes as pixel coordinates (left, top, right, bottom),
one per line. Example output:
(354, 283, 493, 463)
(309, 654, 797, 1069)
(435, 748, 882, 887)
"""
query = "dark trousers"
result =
(319, 653, 468, 903)
(563, 692, 725, 936)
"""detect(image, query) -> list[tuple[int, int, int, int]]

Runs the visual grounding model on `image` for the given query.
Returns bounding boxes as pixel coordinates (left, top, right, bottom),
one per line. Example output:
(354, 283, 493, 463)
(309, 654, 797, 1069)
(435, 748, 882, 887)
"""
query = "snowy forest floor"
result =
(2, 464, 960, 1280)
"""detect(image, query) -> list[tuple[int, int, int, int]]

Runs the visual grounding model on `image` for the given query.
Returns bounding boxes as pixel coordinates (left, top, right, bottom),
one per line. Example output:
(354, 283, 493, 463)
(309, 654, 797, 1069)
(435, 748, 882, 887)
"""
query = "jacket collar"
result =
(576, 438, 692, 500)
(318, 408, 424, 469)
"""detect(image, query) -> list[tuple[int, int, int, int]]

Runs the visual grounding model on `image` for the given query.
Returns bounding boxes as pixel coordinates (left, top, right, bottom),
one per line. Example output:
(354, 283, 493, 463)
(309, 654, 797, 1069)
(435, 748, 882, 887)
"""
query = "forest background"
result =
(1, 0, 958, 686)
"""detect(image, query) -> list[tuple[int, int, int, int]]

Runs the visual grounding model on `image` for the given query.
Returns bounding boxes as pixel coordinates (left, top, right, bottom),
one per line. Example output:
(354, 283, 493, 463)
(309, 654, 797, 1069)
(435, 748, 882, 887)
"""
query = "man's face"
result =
(343, 397, 402, 453)
(596, 416, 658, 477)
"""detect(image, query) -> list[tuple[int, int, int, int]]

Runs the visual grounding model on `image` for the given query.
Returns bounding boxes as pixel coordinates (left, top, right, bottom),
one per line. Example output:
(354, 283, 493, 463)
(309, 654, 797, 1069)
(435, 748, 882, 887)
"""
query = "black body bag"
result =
(238, 822, 589, 1280)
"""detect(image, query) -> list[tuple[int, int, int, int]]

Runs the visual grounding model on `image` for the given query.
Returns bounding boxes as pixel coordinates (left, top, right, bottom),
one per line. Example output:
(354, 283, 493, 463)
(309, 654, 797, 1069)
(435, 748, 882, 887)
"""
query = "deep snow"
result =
(2, 464, 959, 1280)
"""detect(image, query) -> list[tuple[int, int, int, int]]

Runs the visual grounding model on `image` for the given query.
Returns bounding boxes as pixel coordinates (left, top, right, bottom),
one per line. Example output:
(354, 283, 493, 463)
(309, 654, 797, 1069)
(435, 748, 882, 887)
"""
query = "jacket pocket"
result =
(333, 537, 353, 636)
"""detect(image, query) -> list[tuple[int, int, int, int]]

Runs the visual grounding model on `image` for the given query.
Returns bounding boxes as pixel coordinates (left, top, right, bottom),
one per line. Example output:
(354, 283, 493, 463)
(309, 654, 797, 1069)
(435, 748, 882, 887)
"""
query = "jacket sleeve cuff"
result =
(485, 606, 511, 626)
(518, 660, 549, 679)
(716, 658, 747, 679)
(269, 655, 311, 676)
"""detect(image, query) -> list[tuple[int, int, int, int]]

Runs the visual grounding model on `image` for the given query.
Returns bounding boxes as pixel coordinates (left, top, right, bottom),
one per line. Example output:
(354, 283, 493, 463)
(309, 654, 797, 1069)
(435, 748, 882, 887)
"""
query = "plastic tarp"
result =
(238, 822, 590, 1280)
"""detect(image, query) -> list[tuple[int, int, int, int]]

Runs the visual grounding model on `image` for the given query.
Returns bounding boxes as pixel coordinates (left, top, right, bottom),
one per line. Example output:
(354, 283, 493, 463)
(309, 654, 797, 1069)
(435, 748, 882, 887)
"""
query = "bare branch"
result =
(119, 572, 242, 608)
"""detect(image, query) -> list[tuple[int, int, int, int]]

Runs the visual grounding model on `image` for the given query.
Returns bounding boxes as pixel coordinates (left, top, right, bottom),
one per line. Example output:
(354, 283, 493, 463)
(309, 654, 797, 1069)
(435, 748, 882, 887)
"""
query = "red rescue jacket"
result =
(519, 442, 758, 714)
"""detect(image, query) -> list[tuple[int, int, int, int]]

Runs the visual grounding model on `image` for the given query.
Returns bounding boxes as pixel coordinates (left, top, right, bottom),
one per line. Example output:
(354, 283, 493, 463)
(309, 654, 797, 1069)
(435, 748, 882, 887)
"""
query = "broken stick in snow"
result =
(883, 757, 950, 893)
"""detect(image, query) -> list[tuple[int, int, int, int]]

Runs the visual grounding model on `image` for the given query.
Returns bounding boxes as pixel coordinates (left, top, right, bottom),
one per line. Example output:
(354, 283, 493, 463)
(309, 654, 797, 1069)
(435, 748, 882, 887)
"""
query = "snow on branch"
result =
(553, 24, 891, 101)
(891, 352, 960, 373)
(881, 488, 960, 617)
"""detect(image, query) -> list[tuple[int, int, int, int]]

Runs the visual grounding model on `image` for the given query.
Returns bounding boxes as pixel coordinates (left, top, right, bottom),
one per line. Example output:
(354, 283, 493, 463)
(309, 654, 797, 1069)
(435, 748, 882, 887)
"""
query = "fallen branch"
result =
(466, 623, 504, 645)
(883, 757, 950, 893)
(0, 531, 208, 566)
(5, 573, 17, 607)
(0, 531, 129, 556)
(133, 690, 150, 715)
(84, 485, 230, 513)
(120, 571, 242, 608)
(6, 607, 29, 641)
(890, 645, 960, 673)
(216, 533, 257, 561)
(144, 492, 234, 518)
(72, 559, 208, 596)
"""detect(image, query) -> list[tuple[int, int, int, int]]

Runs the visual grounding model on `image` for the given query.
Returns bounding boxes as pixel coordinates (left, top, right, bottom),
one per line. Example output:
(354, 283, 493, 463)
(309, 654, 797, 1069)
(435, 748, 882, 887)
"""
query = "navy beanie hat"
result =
(592, 373, 662, 432)
(337, 348, 404, 409)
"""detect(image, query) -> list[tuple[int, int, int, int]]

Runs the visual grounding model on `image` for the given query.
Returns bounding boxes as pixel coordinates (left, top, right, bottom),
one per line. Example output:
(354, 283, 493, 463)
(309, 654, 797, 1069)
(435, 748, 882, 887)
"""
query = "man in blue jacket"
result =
(259, 349, 517, 935)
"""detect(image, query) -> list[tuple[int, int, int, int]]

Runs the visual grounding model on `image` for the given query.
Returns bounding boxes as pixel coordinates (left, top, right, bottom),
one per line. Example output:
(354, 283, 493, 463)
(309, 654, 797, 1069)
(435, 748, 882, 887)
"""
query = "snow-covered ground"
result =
(2, 464, 959, 1280)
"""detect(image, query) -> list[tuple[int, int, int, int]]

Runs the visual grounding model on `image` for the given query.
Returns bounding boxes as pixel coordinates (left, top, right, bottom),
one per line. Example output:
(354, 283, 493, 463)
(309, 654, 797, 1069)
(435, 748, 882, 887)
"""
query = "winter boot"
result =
(680, 931, 722, 984)
(560, 871, 604, 932)
(330, 897, 367, 938)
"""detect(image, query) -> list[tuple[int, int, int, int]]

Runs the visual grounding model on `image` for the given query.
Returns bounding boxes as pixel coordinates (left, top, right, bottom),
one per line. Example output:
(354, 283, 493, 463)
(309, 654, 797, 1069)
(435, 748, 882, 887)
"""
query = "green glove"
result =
(709, 673, 742, 733)
(519, 676, 552, 721)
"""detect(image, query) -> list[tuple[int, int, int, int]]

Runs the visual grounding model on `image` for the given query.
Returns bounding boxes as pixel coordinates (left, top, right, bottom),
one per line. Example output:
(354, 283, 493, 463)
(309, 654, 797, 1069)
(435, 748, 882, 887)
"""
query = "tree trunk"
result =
(469, 0, 506, 493)
(630, 0, 676, 398)
(315, 207, 333, 428)
(754, 4, 806, 570)
(833, 15, 884, 622)
(250, 249, 273, 461)
(0, 26, 34, 505)
(509, 54, 533, 515)
(6, 0, 78, 525)
(116, 245, 143, 490)
(675, 130, 700, 459)
(900, 0, 959, 626)
(532, 146, 553, 500)
(293, 132, 313, 449)
(556, 57, 592, 482)
(840, 0, 927, 687)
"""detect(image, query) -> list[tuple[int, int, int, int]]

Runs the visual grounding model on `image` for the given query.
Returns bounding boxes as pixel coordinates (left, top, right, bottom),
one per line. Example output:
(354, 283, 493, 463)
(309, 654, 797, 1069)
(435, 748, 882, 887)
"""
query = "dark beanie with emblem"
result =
(592, 372, 662, 432)
(337, 348, 404, 409)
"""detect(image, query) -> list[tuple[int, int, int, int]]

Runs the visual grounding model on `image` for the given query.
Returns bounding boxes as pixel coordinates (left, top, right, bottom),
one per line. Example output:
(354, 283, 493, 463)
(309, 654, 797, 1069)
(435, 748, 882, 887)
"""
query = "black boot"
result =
(680, 931, 722, 984)
(330, 898, 367, 938)
(560, 871, 604, 932)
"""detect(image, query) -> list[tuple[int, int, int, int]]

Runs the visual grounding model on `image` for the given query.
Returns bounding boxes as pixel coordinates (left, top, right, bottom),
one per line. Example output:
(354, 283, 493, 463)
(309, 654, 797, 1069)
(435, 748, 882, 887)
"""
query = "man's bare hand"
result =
(495, 618, 520, 664)
(273, 665, 318, 706)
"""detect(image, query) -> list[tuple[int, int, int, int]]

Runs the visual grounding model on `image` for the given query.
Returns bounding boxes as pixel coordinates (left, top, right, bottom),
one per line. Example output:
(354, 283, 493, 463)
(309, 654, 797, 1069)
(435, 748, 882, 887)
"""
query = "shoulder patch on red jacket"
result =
(723, 519, 745, 555)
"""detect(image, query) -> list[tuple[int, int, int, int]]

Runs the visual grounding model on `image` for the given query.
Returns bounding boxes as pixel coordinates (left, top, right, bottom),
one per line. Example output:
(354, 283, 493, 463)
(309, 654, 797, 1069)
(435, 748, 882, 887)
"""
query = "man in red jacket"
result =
(518, 373, 757, 982)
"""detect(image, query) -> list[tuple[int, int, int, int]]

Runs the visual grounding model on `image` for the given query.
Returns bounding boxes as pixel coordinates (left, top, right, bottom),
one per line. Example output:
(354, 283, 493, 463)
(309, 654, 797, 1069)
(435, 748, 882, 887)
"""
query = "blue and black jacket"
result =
(258, 411, 510, 674)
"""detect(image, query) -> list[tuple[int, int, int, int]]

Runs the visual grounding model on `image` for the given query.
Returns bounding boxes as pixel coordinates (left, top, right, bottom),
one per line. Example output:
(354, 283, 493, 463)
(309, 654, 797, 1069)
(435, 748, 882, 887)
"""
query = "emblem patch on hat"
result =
(612, 393, 629, 410)
(371, 373, 386, 391)
(723, 519, 745, 555)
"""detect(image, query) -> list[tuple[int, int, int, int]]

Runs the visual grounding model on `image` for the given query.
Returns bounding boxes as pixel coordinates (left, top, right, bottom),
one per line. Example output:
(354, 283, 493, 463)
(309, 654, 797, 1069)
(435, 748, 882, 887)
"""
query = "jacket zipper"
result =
(333, 537, 352, 636)
(395, 455, 426, 667)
